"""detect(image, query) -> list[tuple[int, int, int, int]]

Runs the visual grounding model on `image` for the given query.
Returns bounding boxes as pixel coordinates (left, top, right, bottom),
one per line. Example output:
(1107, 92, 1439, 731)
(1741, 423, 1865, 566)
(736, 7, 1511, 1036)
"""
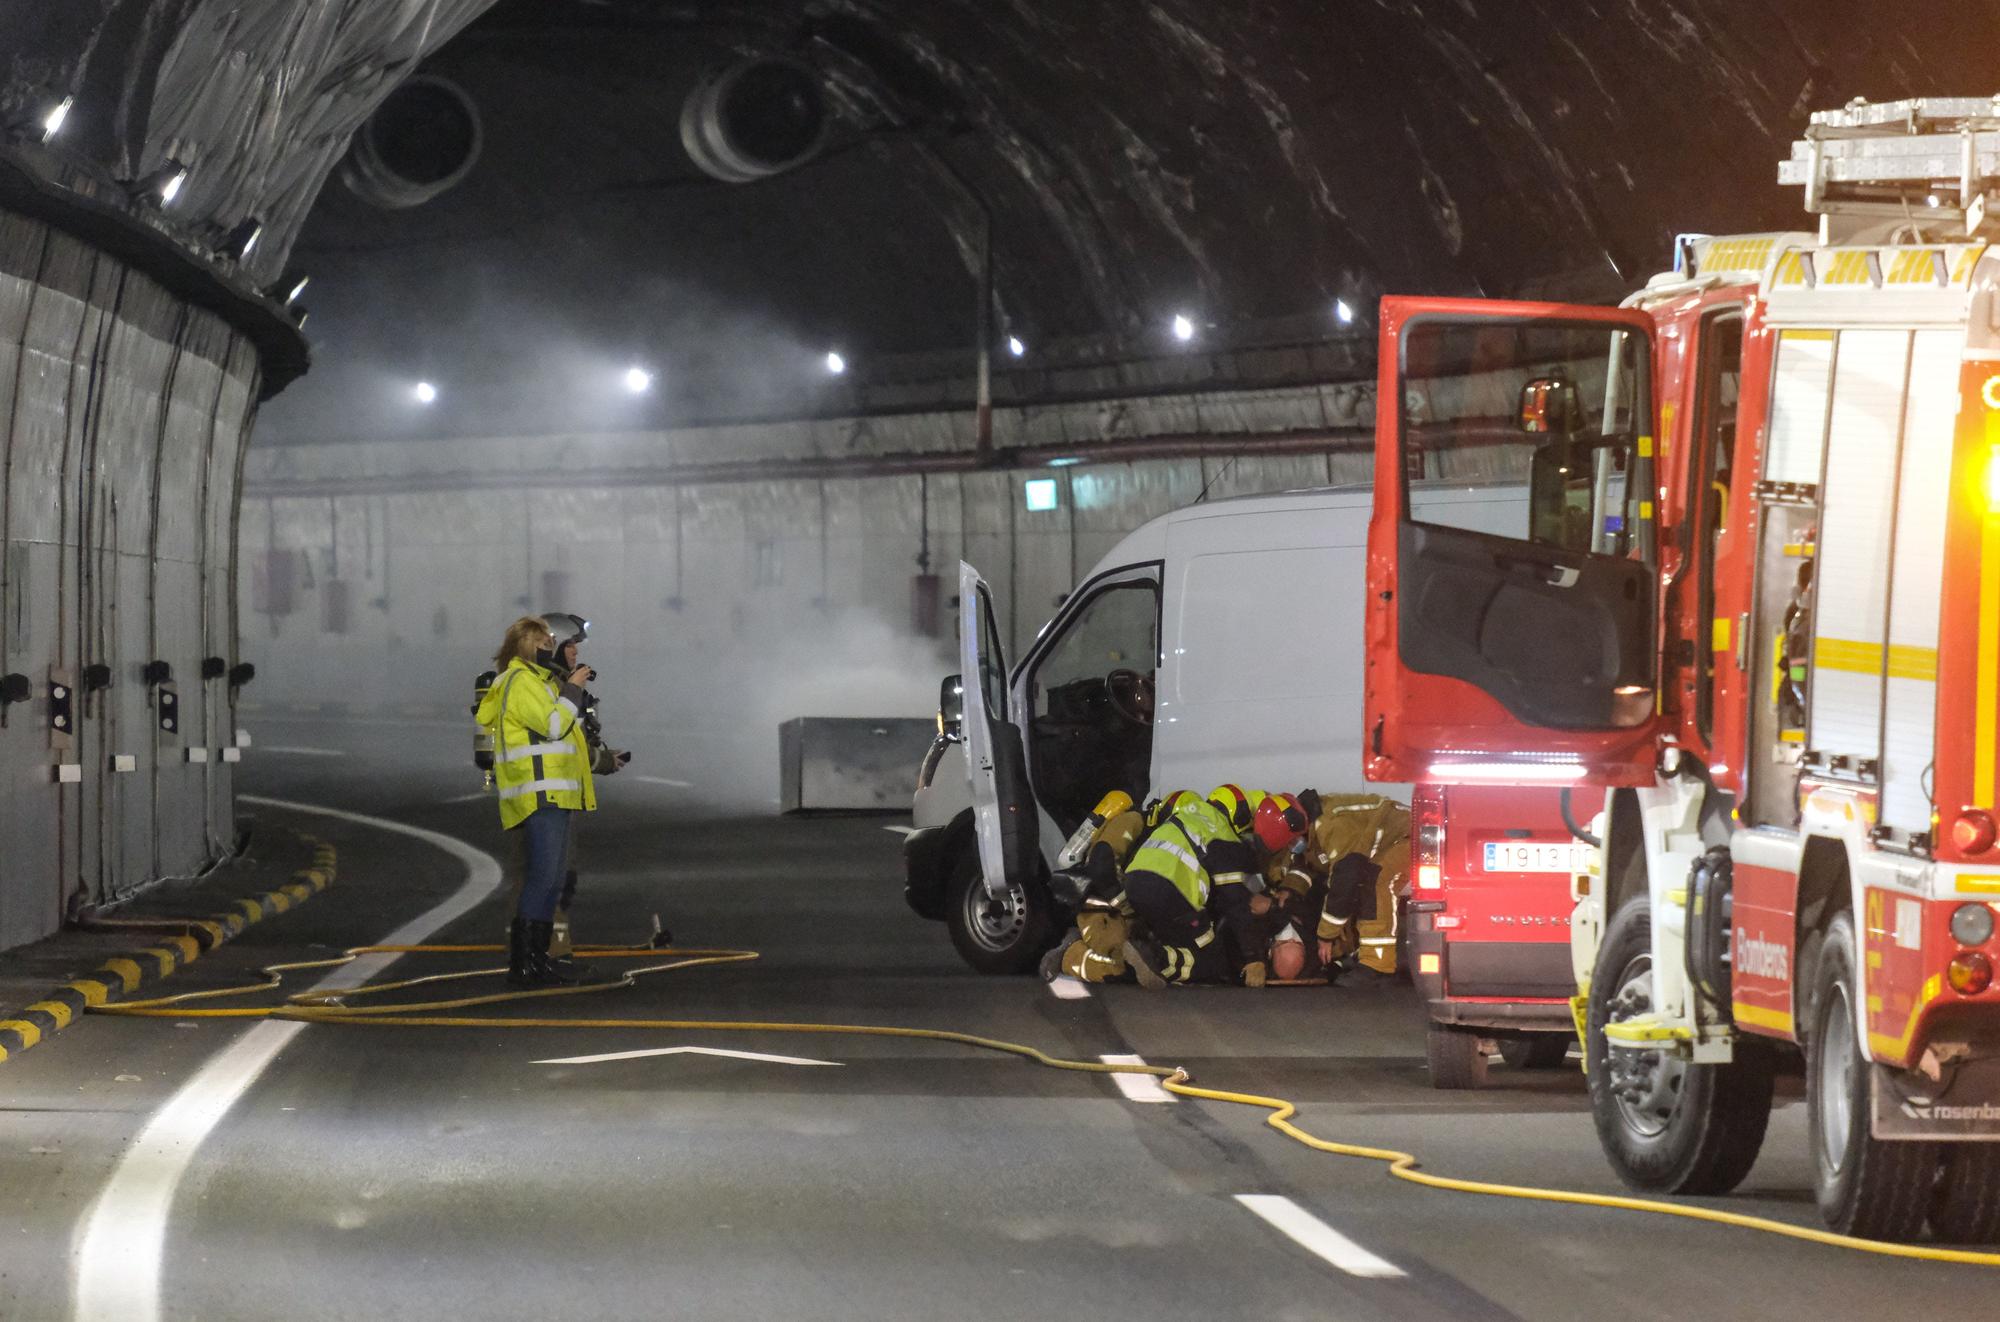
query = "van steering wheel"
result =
(1105, 668, 1155, 727)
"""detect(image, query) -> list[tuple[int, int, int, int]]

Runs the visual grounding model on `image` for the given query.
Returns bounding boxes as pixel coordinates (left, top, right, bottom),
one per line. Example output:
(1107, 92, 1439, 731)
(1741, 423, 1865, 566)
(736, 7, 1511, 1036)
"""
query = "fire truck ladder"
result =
(1779, 96, 2000, 237)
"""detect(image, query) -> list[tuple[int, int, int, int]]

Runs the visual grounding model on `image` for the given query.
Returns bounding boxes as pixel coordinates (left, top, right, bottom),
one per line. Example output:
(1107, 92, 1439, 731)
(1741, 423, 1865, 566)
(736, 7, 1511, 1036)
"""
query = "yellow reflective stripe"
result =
(0, 1019, 42, 1048)
(1637, 434, 1654, 459)
(1812, 637, 1939, 681)
(1781, 327, 1834, 341)
(1773, 253, 1812, 288)
(1712, 618, 1731, 654)
(1981, 423, 2000, 806)
(1823, 250, 1872, 285)
(1733, 1002, 1794, 1034)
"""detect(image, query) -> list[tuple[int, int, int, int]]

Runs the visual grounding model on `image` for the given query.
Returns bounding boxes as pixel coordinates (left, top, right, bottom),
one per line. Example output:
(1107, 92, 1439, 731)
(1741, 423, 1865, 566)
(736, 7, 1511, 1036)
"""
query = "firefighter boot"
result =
(1121, 937, 1169, 990)
(525, 920, 577, 987)
(506, 919, 536, 988)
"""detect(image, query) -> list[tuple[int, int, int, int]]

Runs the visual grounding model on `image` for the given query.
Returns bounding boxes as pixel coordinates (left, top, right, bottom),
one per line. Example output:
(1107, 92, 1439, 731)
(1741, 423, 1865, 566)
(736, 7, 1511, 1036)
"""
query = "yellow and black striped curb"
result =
(0, 839, 338, 1063)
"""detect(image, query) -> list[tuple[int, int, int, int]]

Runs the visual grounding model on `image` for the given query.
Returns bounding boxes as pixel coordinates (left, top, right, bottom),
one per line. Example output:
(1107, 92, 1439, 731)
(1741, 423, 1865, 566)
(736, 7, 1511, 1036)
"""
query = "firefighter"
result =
(475, 615, 598, 987)
(1040, 791, 1192, 984)
(1300, 793, 1412, 976)
(543, 612, 630, 973)
(1120, 785, 1306, 989)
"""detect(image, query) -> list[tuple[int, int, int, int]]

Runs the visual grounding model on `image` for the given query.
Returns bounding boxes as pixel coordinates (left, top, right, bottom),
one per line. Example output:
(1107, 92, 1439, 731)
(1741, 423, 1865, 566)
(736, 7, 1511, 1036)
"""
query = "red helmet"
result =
(1253, 795, 1308, 854)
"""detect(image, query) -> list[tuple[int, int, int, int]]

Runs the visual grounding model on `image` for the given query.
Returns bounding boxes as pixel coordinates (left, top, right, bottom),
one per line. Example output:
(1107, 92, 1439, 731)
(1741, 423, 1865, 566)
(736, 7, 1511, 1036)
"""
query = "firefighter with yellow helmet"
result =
(1038, 790, 1194, 984)
(1120, 785, 1306, 988)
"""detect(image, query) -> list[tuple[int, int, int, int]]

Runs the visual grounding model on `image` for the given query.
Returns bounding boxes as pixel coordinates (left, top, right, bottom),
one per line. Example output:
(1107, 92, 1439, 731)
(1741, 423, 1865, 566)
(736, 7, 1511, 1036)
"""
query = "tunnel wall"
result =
(0, 207, 258, 948)
(238, 397, 1372, 807)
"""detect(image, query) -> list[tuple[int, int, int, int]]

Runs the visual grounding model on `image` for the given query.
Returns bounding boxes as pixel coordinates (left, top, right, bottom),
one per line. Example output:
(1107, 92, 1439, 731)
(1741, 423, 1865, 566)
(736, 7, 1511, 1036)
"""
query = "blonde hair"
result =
(493, 616, 552, 671)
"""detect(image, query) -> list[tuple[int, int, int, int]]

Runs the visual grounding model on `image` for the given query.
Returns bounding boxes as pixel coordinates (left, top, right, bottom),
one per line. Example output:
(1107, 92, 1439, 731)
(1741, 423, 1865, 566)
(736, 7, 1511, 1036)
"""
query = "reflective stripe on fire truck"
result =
(1810, 639, 1939, 681)
(1980, 400, 2000, 807)
(1869, 973, 1943, 1061)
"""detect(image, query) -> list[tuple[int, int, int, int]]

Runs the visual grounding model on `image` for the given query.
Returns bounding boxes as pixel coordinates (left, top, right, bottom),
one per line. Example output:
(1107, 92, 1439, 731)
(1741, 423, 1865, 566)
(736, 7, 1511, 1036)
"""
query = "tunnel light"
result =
(1023, 478, 1059, 512)
(217, 218, 262, 263)
(413, 381, 438, 404)
(824, 350, 847, 375)
(1335, 298, 1355, 325)
(131, 160, 191, 207)
(1007, 335, 1026, 358)
(1929, 194, 1944, 208)
(1171, 313, 1195, 342)
(41, 96, 72, 141)
(624, 366, 653, 394)
(1046, 456, 1082, 467)
(285, 275, 309, 304)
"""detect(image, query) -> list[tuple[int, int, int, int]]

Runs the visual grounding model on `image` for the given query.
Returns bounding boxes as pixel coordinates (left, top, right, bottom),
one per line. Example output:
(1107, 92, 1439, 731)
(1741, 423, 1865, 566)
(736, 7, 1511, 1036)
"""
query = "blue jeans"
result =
(517, 808, 574, 923)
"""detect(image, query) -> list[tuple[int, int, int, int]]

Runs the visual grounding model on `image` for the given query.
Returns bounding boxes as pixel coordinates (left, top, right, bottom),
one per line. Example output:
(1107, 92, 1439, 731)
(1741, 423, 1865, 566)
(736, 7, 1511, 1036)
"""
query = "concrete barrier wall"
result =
(0, 208, 259, 948)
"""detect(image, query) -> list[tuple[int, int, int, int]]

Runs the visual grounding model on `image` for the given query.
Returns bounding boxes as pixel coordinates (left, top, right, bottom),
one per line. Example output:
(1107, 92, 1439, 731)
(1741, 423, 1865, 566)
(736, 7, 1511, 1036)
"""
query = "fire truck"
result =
(1363, 98, 2000, 1241)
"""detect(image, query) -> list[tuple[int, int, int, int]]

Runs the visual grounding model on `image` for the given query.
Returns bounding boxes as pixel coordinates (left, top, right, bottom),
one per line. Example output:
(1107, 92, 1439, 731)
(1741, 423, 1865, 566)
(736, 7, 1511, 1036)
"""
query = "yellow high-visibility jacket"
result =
(475, 657, 597, 829)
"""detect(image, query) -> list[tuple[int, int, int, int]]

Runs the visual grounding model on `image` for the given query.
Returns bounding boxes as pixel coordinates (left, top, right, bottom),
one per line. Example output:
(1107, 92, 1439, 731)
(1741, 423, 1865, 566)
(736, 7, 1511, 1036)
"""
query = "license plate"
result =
(1482, 841, 1579, 874)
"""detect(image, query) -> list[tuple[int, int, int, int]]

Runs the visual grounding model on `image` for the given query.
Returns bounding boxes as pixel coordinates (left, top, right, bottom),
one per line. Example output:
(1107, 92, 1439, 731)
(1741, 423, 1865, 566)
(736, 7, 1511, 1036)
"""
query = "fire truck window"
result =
(1691, 312, 1743, 740)
(1401, 319, 1648, 559)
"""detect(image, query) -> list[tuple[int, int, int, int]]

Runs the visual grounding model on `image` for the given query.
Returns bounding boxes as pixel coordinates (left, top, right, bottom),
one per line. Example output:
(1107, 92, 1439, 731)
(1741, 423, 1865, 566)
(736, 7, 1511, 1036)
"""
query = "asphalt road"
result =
(0, 713, 1986, 1320)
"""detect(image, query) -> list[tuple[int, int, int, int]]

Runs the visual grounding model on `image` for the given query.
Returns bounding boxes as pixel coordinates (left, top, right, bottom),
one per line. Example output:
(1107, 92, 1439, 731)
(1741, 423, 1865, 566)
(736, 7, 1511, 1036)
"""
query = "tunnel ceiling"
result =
(8, 1, 1999, 439)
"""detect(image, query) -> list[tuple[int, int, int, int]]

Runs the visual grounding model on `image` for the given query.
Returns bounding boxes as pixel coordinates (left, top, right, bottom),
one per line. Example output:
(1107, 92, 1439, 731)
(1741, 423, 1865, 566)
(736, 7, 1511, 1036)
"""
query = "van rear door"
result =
(1364, 297, 1664, 787)
(957, 562, 1040, 896)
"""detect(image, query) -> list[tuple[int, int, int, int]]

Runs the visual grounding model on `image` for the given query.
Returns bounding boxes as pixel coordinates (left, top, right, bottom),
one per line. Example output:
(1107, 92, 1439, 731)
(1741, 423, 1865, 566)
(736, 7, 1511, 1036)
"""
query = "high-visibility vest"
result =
(475, 657, 597, 829)
(1127, 798, 1255, 909)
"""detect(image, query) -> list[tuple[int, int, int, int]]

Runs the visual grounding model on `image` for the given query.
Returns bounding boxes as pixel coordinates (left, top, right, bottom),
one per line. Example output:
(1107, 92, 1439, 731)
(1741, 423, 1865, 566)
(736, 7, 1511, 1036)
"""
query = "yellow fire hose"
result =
(91, 942, 2000, 1269)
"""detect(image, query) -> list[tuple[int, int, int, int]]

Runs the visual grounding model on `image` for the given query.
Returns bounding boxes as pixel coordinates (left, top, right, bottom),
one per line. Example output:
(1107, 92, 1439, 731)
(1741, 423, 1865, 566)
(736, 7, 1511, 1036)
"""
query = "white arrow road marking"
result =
(1098, 1053, 1173, 1103)
(880, 825, 919, 838)
(73, 798, 503, 1322)
(634, 775, 693, 788)
(1046, 976, 1091, 1000)
(1233, 1195, 1407, 1279)
(257, 745, 346, 757)
(533, 1046, 841, 1068)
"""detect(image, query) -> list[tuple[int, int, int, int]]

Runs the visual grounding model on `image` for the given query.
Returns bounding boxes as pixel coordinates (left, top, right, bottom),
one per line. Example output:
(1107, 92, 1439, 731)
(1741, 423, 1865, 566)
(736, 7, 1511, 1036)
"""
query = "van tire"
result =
(1588, 896, 1774, 1194)
(1500, 1035, 1571, 1070)
(945, 848, 1055, 975)
(1426, 1024, 1489, 1089)
(1808, 912, 1936, 1240)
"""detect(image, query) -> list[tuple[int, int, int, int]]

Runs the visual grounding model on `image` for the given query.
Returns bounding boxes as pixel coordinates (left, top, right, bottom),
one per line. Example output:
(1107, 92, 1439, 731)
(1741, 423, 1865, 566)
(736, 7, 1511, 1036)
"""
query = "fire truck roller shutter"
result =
(1803, 329, 1957, 832)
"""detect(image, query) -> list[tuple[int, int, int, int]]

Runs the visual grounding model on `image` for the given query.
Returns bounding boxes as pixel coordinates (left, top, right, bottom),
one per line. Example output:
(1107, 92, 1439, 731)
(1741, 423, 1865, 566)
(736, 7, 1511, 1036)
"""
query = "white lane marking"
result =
(634, 775, 694, 788)
(533, 1046, 840, 1068)
(1098, 1053, 1173, 1104)
(881, 825, 920, 838)
(1233, 1195, 1407, 1279)
(1047, 976, 1092, 1000)
(256, 745, 346, 757)
(439, 790, 491, 804)
(72, 798, 502, 1322)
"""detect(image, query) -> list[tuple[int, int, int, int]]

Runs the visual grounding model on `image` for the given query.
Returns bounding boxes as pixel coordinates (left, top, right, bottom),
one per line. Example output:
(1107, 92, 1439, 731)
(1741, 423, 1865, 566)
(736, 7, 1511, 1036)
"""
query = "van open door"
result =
(957, 562, 1040, 896)
(1365, 298, 1663, 787)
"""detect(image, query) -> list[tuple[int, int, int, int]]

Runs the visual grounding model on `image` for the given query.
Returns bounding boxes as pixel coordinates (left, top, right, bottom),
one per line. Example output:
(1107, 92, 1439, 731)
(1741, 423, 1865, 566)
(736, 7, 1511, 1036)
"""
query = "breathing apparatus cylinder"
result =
(472, 669, 497, 786)
(1056, 789, 1135, 869)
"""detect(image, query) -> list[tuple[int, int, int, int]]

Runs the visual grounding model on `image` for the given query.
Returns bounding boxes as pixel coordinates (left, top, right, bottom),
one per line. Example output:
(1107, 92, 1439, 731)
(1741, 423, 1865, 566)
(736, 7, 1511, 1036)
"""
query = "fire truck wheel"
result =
(1930, 1145, 2000, 1244)
(1587, 896, 1774, 1194)
(1499, 1035, 1572, 1070)
(1808, 912, 1938, 1240)
(1426, 1023, 1489, 1089)
(945, 848, 1056, 975)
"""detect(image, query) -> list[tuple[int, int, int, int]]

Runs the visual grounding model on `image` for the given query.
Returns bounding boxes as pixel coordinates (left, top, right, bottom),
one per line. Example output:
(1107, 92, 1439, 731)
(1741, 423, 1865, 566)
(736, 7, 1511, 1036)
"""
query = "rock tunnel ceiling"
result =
(7, 0, 2000, 434)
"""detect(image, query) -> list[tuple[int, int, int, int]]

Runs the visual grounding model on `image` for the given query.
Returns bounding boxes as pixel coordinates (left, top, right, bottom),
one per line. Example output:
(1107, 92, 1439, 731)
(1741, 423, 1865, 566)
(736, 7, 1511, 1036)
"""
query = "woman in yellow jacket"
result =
(475, 616, 598, 985)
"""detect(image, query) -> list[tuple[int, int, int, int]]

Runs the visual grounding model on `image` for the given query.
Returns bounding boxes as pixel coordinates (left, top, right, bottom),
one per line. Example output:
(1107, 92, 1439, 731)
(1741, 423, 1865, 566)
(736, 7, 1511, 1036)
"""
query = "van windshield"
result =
(1401, 318, 1651, 561)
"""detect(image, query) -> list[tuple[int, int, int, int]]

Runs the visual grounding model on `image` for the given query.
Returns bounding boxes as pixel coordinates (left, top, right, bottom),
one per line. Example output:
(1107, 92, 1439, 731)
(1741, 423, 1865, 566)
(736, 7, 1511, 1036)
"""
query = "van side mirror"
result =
(1518, 375, 1582, 435)
(938, 674, 964, 742)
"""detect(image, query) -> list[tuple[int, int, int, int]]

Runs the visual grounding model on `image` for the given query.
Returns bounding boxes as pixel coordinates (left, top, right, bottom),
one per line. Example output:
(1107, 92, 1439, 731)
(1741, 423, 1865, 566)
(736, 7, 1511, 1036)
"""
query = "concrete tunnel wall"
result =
(237, 398, 1380, 808)
(0, 207, 260, 949)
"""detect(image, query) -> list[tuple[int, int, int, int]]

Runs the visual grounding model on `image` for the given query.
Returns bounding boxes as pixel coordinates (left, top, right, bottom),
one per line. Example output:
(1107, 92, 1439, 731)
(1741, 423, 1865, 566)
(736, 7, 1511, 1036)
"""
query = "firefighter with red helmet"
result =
(1120, 785, 1308, 988)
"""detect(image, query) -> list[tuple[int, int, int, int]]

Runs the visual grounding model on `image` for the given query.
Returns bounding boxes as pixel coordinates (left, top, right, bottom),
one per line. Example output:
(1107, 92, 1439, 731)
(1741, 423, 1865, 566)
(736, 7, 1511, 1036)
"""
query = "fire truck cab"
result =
(1364, 98, 2000, 1241)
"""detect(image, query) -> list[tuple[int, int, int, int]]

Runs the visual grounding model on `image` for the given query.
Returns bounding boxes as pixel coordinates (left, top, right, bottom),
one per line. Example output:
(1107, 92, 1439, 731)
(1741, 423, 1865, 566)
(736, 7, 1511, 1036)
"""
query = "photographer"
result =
(539, 612, 630, 972)
(475, 615, 598, 987)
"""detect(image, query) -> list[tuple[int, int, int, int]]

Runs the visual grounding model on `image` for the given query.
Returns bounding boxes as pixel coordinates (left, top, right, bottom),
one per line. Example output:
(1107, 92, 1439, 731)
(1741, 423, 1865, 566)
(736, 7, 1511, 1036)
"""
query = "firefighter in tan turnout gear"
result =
(1038, 791, 1193, 985)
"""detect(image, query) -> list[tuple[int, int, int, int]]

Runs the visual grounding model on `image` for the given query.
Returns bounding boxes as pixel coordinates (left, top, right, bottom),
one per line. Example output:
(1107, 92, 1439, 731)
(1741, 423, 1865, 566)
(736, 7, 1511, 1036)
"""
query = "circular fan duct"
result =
(680, 58, 830, 183)
(339, 74, 483, 209)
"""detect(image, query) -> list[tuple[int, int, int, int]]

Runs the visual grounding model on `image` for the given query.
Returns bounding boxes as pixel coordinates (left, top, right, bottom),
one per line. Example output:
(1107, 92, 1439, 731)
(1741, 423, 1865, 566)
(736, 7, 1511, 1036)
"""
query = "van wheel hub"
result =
(964, 880, 1027, 951)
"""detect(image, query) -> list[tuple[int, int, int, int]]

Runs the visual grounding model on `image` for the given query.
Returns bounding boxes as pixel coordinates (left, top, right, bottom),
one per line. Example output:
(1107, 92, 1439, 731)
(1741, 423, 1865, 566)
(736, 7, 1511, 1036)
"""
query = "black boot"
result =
(526, 920, 576, 986)
(506, 918, 536, 988)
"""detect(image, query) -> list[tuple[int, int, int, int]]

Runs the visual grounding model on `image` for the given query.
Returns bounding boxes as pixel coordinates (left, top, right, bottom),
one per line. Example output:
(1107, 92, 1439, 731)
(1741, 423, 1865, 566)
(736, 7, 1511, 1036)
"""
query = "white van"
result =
(901, 481, 1523, 972)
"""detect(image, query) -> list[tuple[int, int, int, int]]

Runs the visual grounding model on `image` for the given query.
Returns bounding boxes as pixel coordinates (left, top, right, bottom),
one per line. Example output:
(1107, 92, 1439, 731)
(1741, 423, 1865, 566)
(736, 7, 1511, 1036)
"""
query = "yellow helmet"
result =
(1146, 789, 1194, 827)
(1207, 784, 1253, 831)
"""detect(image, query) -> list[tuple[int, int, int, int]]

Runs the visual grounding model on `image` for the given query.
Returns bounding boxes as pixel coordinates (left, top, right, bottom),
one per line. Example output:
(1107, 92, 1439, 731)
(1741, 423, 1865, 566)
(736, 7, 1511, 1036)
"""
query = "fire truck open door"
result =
(1364, 298, 1664, 787)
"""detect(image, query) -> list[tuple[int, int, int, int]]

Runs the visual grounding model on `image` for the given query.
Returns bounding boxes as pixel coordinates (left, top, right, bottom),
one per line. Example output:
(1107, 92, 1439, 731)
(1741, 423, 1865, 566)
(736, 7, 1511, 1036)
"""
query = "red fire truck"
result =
(1408, 784, 1581, 1088)
(1364, 98, 2000, 1241)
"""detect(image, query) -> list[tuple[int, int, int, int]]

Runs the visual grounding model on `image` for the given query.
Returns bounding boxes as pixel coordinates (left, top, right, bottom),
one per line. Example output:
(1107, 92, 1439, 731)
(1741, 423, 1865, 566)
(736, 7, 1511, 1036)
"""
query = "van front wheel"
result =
(946, 849, 1055, 975)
